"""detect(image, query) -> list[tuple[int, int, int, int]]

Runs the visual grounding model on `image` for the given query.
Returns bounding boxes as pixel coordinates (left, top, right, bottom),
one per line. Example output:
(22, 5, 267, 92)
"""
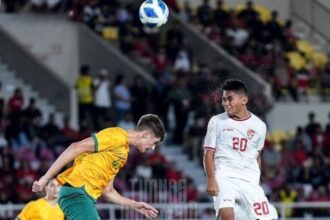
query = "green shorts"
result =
(58, 185, 100, 220)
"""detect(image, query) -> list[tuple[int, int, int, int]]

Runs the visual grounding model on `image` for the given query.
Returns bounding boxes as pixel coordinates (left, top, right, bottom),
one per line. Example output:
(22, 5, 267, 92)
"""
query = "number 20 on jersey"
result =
(232, 137, 247, 152)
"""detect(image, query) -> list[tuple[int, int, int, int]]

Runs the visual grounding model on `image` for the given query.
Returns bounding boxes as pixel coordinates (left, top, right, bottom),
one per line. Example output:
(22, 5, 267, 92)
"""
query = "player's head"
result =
(45, 179, 61, 200)
(221, 79, 248, 117)
(134, 114, 166, 152)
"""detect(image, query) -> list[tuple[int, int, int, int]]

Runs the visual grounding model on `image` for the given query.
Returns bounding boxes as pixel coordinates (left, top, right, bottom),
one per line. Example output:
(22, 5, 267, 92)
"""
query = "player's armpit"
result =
(71, 137, 95, 154)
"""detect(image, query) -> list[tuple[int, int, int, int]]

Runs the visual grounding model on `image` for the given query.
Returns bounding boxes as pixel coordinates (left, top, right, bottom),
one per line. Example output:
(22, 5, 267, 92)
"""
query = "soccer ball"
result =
(139, 0, 169, 28)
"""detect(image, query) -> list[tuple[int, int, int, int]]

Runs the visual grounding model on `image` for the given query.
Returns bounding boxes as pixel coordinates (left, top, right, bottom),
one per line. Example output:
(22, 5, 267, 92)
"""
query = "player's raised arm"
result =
(103, 179, 158, 220)
(32, 137, 95, 192)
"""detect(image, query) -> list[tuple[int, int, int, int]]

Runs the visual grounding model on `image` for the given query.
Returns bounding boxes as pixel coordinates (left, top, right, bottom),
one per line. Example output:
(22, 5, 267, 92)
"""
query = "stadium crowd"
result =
(1, 0, 330, 218)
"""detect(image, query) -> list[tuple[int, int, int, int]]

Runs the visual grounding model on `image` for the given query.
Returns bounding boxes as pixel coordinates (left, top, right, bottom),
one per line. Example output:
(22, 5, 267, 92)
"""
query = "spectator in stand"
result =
(93, 69, 112, 130)
(163, 0, 179, 12)
(82, 0, 102, 31)
(178, 0, 193, 23)
(305, 112, 321, 138)
(296, 69, 310, 102)
(184, 177, 199, 202)
(130, 75, 150, 123)
(320, 61, 330, 101)
(15, 160, 37, 203)
(309, 156, 326, 188)
(292, 140, 309, 166)
(174, 49, 191, 73)
(282, 20, 296, 44)
(166, 22, 184, 61)
(152, 47, 170, 77)
(213, 0, 230, 29)
(322, 125, 330, 156)
(183, 114, 205, 163)
(239, 46, 257, 70)
(226, 21, 249, 49)
(197, 0, 213, 27)
(273, 58, 299, 102)
(279, 185, 298, 217)
(148, 147, 167, 179)
(41, 113, 61, 147)
(238, 1, 257, 27)
(311, 124, 324, 150)
(151, 77, 171, 129)
(288, 126, 312, 152)
(22, 98, 42, 123)
(169, 76, 191, 145)
(266, 11, 283, 41)
(113, 74, 131, 123)
(8, 87, 24, 120)
(117, 113, 135, 131)
(75, 65, 95, 128)
(327, 112, 330, 130)
(262, 143, 281, 168)
(134, 158, 152, 180)
(166, 161, 182, 182)
(115, 3, 131, 25)
(30, 0, 62, 12)
(0, 82, 4, 119)
(61, 115, 80, 143)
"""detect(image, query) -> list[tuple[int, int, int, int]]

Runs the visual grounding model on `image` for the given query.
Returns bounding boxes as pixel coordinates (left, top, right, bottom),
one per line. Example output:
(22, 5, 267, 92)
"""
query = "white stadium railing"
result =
(1, 202, 330, 220)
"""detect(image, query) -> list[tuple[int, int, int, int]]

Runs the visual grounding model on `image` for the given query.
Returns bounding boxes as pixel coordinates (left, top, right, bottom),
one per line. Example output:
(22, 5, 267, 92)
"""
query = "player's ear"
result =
(142, 130, 151, 138)
(242, 95, 248, 105)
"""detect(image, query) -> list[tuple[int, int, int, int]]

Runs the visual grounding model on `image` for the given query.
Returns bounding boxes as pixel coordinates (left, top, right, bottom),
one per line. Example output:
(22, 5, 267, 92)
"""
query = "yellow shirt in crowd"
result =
(17, 198, 64, 220)
(76, 75, 93, 104)
(57, 127, 129, 199)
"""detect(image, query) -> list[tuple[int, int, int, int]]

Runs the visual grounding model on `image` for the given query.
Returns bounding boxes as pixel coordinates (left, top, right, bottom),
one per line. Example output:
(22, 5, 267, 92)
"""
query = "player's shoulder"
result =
(250, 113, 267, 129)
(210, 112, 229, 122)
(98, 127, 127, 136)
(24, 198, 40, 208)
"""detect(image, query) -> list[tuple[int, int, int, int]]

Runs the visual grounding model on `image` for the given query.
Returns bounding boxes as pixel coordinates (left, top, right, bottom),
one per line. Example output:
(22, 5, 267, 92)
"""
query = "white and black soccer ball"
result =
(139, 0, 169, 28)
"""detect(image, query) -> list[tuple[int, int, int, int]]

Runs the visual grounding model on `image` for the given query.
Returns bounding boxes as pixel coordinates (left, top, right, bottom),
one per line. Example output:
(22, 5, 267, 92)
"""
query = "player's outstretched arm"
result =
(32, 137, 95, 192)
(103, 179, 158, 220)
(203, 149, 219, 196)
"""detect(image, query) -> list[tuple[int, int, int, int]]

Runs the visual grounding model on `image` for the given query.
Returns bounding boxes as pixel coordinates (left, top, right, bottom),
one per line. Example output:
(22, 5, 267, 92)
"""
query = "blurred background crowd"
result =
(1, 0, 330, 218)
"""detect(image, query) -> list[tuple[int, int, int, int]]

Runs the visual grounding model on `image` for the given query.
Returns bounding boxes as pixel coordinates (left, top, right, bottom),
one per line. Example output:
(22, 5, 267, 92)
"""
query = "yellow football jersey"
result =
(57, 127, 129, 199)
(17, 198, 64, 220)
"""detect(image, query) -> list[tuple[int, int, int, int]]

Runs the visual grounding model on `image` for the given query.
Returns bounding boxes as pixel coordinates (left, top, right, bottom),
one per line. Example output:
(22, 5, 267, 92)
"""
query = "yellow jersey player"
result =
(32, 114, 165, 220)
(17, 179, 64, 220)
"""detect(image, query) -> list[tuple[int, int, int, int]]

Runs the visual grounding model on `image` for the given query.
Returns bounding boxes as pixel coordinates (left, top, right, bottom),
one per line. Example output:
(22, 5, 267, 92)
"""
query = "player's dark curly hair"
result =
(136, 114, 166, 141)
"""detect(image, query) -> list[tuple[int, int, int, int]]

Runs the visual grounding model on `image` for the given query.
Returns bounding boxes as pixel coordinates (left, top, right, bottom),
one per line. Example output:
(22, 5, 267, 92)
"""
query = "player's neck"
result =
(231, 109, 250, 120)
(45, 196, 57, 206)
(127, 130, 140, 146)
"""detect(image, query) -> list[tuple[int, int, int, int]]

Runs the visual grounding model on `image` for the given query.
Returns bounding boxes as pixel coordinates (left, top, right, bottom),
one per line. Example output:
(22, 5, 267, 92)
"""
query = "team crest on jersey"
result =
(247, 129, 256, 139)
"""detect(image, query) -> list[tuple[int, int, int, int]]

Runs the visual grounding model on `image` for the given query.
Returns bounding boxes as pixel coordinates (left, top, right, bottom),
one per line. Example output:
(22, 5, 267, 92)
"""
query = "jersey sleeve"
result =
(204, 117, 217, 150)
(257, 123, 267, 151)
(92, 128, 127, 152)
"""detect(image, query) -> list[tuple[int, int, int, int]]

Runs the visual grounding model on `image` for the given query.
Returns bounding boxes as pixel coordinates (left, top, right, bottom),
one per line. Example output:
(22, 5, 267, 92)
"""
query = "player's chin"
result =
(225, 110, 233, 116)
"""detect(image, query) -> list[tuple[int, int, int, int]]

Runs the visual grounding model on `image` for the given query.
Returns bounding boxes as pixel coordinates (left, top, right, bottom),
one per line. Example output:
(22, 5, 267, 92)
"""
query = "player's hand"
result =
(206, 177, 219, 196)
(134, 201, 158, 219)
(32, 176, 49, 192)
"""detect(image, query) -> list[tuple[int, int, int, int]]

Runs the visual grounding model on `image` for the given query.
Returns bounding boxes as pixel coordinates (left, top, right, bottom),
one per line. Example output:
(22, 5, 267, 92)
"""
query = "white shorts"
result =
(213, 176, 274, 220)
